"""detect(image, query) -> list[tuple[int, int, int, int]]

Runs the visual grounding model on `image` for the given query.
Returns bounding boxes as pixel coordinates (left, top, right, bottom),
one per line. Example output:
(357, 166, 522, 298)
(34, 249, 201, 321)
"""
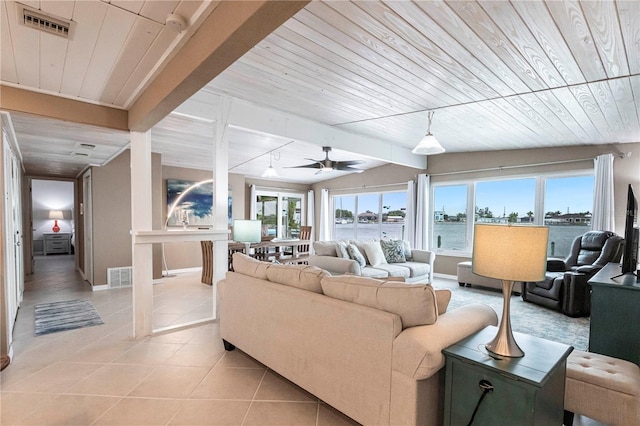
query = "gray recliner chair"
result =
(521, 230, 624, 317)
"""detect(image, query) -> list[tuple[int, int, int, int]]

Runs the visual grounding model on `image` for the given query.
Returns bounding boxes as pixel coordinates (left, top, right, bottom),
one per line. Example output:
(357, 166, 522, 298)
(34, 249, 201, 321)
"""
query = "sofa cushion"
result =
(346, 243, 366, 267)
(362, 241, 387, 266)
(266, 264, 328, 294)
(366, 263, 410, 279)
(232, 253, 270, 280)
(360, 267, 389, 279)
(435, 289, 451, 315)
(380, 239, 406, 263)
(320, 275, 439, 328)
(401, 261, 431, 278)
(313, 241, 338, 257)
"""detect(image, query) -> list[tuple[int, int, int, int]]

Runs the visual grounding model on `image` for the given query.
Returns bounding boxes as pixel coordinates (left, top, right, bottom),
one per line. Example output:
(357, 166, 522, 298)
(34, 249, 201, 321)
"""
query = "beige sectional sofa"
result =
(218, 253, 498, 425)
(308, 239, 436, 283)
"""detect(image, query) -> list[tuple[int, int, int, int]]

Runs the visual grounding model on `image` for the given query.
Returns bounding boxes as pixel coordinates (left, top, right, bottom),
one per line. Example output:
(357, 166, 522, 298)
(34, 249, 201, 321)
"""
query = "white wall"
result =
(32, 179, 74, 240)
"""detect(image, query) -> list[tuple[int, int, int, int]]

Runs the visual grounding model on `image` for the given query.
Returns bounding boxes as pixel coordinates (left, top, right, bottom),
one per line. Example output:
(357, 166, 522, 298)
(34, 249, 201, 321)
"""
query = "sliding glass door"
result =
(254, 190, 306, 239)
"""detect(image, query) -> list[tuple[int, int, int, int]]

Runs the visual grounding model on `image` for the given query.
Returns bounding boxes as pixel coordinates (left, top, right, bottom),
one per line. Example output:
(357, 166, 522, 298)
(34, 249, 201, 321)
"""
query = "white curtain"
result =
(307, 189, 315, 251)
(249, 184, 256, 219)
(405, 180, 416, 247)
(591, 154, 615, 232)
(415, 174, 430, 249)
(319, 189, 330, 241)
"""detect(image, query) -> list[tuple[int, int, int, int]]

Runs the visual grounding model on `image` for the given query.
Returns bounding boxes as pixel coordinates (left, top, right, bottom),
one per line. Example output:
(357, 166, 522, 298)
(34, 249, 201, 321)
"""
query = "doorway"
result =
(31, 179, 75, 273)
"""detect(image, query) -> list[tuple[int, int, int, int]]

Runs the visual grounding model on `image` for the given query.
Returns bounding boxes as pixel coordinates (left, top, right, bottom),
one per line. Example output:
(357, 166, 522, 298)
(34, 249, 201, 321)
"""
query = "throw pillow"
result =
(320, 276, 439, 328)
(336, 241, 350, 259)
(352, 240, 371, 265)
(362, 241, 387, 266)
(380, 239, 406, 263)
(402, 240, 413, 260)
(346, 243, 366, 267)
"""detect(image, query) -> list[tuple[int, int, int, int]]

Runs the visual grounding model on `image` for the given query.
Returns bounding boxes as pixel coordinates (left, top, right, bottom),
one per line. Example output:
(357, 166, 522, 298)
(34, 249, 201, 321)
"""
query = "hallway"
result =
(0, 255, 357, 425)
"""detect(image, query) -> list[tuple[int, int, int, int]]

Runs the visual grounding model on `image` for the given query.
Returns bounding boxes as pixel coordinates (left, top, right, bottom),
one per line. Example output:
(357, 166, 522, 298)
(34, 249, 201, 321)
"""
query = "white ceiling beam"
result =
(128, 0, 309, 132)
(176, 91, 426, 169)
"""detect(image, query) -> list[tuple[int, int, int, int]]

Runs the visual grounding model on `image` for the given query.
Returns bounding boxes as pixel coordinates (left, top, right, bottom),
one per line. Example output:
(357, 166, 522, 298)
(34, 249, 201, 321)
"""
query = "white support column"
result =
(130, 131, 154, 338)
(212, 97, 231, 319)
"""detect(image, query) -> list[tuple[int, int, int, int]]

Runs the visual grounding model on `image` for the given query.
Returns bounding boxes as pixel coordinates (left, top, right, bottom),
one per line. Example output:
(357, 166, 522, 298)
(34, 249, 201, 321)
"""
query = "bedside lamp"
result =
(473, 223, 548, 358)
(233, 219, 262, 255)
(49, 210, 64, 233)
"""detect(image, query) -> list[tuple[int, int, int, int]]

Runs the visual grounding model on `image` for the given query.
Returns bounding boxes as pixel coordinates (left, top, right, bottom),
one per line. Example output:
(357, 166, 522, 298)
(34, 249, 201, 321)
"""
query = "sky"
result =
(434, 176, 594, 217)
(336, 191, 408, 215)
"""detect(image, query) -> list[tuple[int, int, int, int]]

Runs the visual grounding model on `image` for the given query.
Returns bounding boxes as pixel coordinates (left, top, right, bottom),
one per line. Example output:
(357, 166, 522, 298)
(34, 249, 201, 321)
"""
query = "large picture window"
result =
(431, 172, 594, 257)
(544, 176, 594, 257)
(433, 185, 467, 251)
(333, 191, 407, 241)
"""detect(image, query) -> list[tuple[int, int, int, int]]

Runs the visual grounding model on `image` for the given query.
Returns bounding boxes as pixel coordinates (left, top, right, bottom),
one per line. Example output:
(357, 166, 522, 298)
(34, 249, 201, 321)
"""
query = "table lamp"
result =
(49, 210, 63, 232)
(473, 223, 548, 358)
(233, 219, 262, 255)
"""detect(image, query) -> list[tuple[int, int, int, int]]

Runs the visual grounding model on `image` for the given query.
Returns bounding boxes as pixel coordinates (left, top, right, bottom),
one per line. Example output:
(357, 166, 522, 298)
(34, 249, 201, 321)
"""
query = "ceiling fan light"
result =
(262, 165, 279, 178)
(412, 133, 445, 155)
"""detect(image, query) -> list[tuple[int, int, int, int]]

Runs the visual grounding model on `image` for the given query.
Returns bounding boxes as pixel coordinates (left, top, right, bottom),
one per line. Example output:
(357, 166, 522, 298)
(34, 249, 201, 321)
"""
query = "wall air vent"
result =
(71, 152, 89, 157)
(17, 3, 74, 39)
(108, 267, 133, 289)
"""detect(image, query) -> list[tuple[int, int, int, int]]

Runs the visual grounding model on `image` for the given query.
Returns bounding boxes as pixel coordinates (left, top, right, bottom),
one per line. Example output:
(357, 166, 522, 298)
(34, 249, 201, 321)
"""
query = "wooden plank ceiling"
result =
(1, 0, 638, 182)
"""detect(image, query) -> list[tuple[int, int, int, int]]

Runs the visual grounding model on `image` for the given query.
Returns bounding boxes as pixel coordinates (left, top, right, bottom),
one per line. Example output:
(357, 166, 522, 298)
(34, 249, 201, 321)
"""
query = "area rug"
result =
(34, 299, 104, 336)
(447, 285, 590, 350)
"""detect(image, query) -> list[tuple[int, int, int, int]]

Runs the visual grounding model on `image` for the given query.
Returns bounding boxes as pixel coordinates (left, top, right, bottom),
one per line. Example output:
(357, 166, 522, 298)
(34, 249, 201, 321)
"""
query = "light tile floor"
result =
(1, 255, 602, 425)
(1, 255, 358, 425)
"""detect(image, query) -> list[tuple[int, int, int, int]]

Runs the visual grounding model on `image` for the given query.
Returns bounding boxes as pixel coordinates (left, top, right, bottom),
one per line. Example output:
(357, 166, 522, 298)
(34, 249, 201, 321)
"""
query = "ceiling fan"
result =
(289, 146, 364, 174)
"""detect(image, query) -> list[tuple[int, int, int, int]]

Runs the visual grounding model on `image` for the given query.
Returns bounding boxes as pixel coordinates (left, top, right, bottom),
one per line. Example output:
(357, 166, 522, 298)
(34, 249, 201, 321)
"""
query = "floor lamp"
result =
(472, 223, 549, 358)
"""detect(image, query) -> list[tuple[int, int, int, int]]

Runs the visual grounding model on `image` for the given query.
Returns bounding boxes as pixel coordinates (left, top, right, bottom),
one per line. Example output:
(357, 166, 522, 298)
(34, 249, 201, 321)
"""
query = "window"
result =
(430, 172, 594, 256)
(475, 178, 535, 224)
(333, 191, 407, 240)
(544, 175, 594, 257)
(254, 190, 306, 239)
(433, 185, 467, 251)
(334, 195, 355, 240)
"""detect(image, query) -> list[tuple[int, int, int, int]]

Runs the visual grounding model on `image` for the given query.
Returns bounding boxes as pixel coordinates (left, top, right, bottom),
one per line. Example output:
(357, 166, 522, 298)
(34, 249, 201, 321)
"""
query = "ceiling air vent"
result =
(17, 4, 74, 39)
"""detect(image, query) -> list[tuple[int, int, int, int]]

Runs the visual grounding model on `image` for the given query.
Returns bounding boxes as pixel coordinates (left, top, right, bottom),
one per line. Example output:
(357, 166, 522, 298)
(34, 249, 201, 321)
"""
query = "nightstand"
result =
(443, 326, 573, 426)
(43, 232, 71, 255)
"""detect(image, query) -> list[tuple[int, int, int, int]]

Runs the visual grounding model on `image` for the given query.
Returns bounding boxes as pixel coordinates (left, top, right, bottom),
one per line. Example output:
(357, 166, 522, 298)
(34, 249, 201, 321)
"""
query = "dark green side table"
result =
(443, 326, 573, 426)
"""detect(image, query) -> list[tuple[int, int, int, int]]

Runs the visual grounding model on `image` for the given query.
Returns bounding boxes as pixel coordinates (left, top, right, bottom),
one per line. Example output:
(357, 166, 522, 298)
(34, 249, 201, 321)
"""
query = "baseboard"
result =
(163, 267, 202, 275)
(434, 273, 457, 281)
(92, 284, 109, 291)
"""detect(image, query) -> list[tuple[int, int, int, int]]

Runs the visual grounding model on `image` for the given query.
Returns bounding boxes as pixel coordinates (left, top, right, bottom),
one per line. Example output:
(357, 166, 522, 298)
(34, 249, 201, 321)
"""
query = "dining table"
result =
(201, 238, 312, 284)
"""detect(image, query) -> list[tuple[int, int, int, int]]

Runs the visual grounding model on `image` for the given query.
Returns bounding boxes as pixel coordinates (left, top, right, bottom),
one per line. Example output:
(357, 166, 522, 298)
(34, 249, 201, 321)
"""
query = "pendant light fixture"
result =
(412, 111, 445, 155)
(262, 151, 279, 178)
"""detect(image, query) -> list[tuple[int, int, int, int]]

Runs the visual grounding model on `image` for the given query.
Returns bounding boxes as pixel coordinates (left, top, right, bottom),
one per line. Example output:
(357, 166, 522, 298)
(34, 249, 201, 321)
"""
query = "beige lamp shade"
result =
(48, 210, 64, 220)
(472, 224, 549, 282)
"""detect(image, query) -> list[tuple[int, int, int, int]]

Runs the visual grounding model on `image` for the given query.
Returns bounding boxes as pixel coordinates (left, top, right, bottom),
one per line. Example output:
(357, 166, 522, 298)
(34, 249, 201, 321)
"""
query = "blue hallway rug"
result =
(34, 299, 104, 336)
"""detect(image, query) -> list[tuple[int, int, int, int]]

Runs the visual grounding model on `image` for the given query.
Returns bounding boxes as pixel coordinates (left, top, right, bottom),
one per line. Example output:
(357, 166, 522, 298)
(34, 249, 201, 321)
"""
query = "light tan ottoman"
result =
(456, 261, 522, 293)
(565, 350, 640, 426)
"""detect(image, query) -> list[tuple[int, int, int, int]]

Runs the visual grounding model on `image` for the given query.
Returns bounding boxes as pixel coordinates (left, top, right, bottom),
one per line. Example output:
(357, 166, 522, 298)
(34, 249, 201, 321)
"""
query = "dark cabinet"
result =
(443, 326, 572, 426)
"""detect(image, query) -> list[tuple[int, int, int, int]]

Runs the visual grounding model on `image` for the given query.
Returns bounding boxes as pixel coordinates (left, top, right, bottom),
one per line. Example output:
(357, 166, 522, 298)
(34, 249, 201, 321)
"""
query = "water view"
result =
(334, 223, 589, 258)
(433, 223, 589, 257)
